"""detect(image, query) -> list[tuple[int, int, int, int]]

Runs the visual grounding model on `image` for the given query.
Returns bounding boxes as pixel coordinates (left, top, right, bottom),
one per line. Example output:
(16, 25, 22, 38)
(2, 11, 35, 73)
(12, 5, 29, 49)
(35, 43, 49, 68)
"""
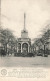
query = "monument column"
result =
(21, 43, 22, 53)
(17, 43, 18, 53)
(28, 44, 29, 53)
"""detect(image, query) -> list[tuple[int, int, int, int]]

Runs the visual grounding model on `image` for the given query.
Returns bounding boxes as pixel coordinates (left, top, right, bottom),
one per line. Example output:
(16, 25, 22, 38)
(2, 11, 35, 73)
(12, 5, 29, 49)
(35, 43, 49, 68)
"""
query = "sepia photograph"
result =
(0, 0, 50, 80)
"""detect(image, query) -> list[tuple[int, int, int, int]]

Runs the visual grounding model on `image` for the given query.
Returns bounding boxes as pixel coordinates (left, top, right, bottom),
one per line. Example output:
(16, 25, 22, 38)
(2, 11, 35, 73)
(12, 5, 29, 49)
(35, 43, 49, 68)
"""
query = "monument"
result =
(17, 13, 31, 55)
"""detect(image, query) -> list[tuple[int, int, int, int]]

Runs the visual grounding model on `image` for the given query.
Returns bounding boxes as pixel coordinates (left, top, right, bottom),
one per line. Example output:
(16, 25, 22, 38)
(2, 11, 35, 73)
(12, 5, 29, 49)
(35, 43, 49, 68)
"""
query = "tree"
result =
(41, 29, 50, 54)
(0, 28, 17, 55)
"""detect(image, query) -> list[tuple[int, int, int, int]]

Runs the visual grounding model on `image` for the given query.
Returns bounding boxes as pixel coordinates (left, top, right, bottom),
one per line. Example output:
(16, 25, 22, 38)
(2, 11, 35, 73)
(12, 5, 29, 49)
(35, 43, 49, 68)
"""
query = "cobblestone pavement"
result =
(0, 55, 50, 67)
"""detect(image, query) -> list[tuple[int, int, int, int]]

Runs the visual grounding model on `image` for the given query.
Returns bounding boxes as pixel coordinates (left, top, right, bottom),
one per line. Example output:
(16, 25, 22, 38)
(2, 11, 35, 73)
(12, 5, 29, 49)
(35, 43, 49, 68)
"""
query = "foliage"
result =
(0, 27, 17, 54)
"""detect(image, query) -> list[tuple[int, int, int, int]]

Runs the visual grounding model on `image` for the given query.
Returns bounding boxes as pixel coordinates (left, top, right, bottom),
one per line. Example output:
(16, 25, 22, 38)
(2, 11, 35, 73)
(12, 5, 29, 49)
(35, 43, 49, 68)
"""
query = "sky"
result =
(1, 0, 50, 40)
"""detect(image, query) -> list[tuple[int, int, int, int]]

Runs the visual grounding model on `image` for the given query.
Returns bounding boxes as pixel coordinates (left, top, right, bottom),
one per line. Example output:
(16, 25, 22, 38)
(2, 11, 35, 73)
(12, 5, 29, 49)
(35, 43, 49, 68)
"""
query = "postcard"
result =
(0, 0, 50, 81)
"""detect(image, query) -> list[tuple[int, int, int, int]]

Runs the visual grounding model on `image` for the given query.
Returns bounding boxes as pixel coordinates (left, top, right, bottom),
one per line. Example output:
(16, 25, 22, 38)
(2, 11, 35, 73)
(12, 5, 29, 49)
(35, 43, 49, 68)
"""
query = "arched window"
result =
(22, 43, 28, 53)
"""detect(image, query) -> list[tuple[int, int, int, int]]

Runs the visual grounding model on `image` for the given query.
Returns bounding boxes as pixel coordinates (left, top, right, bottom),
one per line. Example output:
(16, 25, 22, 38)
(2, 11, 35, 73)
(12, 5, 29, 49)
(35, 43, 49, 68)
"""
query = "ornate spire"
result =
(24, 13, 26, 30)
(21, 13, 28, 38)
